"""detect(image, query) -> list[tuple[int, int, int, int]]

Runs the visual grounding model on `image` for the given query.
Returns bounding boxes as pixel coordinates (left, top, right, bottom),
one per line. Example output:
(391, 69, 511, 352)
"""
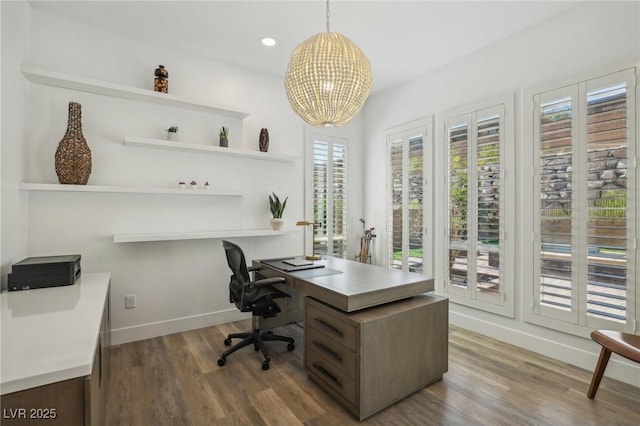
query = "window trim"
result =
(305, 131, 351, 259)
(522, 61, 638, 337)
(384, 117, 434, 276)
(437, 93, 515, 318)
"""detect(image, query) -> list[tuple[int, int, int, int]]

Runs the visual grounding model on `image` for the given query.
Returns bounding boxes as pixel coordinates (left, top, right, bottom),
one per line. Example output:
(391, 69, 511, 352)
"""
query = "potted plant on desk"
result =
(269, 192, 287, 230)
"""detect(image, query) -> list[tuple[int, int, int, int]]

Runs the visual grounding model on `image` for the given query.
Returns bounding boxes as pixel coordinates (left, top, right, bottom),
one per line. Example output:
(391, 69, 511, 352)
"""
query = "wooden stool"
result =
(587, 330, 640, 398)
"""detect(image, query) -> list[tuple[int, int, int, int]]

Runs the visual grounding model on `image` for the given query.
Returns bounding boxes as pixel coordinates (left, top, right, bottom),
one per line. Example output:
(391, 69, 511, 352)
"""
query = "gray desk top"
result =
(257, 256, 434, 312)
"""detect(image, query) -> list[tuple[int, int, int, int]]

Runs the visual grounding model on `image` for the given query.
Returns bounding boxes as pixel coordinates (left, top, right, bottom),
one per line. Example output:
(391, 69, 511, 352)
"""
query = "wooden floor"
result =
(106, 321, 640, 425)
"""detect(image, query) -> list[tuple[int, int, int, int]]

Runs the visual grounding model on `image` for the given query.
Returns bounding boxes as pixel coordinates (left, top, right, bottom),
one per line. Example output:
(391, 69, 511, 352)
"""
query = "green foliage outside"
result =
(588, 192, 626, 219)
(542, 190, 627, 219)
(393, 249, 423, 261)
(477, 143, 500, 242)
(449, 153, 468, 241)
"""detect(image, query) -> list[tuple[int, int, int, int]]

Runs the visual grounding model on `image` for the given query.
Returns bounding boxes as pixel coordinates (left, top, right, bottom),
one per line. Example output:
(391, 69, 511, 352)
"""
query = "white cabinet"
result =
(0, 274, 111, 426)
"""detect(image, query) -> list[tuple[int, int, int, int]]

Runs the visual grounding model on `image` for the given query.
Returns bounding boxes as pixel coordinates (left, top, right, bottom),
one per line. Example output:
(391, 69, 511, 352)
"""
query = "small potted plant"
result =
(166, 126, 179, 141)
(268, 192, 288, 230)
(219, 126, 228, 147)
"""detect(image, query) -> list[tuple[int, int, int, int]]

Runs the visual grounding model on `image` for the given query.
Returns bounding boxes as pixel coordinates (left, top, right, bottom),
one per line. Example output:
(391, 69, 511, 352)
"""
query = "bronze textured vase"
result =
(55, 102, 92, 185)
(259, 128, 269, 152)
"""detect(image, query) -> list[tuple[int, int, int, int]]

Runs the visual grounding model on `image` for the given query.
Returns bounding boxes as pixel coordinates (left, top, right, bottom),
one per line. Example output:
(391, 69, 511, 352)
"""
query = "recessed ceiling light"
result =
(261, 37, 276, 47)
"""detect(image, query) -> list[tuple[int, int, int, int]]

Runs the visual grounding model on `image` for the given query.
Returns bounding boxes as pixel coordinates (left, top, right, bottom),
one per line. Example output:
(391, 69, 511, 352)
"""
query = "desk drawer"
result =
(306, 300, 357, 352)
(306, 347, 356, 406)
(306, 325, 357, 378)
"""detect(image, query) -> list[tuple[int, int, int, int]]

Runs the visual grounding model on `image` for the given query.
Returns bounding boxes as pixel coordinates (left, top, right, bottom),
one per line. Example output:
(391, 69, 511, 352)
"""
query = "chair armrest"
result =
(248, 265, 260, 272)
(251, 277, 286, 287)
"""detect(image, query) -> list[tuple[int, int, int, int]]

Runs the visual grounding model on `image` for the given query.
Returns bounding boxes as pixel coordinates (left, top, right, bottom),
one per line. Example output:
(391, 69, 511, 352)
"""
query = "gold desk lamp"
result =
(296, 221, 322, 261)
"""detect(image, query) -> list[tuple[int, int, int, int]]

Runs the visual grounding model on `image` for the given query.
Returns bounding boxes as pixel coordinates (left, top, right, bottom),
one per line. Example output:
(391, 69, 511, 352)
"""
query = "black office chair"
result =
(218, 240, 295, 370)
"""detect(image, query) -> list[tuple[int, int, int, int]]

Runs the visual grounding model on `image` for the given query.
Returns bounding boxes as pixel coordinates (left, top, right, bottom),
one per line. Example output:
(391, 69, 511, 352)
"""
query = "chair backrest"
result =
(222, 240, 251, 310)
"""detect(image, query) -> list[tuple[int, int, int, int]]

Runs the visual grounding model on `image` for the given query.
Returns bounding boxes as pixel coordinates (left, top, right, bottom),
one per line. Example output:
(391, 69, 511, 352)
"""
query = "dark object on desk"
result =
(7, 254, 81, 291)
(218, 240, 295, 371)
(290, 267, 343, 279)
(262, 258, 325, 272)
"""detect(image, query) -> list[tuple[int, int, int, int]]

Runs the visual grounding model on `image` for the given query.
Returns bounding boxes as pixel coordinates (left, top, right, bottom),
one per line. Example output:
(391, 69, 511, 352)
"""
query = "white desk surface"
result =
(0, 272, 110, 395)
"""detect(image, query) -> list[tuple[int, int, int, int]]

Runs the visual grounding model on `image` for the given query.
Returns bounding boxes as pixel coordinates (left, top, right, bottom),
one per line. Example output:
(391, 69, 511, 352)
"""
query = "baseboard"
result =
(450, 311, 640, 388)
(111, 308, 248, 345)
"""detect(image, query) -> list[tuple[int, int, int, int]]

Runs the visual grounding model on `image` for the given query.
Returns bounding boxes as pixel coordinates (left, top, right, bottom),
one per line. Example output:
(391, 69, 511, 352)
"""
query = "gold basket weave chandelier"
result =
(285, 0, 372, 127)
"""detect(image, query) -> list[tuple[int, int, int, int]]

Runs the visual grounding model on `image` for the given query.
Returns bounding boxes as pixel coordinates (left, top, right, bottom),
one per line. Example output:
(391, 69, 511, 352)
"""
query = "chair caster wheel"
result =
(287, 343, 295, 351)
(262, 361, 270, 370)
(218, 358, 226, 366)
(223, 338, 232, 346)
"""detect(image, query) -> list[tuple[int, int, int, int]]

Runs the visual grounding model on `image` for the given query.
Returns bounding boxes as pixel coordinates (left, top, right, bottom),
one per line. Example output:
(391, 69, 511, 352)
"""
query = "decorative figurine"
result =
(154, 65, 168, 93)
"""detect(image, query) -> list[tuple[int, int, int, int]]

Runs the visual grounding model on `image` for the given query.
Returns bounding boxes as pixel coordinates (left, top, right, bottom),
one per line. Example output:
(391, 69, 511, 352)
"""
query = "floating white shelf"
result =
(21, 66, 250, 119)
(124, 137, 300, 162)
(19, 183, 242, 197)
(113, 228, 298, 243)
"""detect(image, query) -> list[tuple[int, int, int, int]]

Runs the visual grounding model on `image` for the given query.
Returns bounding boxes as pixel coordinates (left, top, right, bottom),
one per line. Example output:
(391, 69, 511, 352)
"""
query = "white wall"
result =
(363, 1, 640, 386)
(1, 1, 30, 288)
(7, 6, 363, 344)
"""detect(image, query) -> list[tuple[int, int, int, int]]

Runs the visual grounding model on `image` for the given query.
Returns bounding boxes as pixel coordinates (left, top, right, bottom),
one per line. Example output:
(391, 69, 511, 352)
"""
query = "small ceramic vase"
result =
(259, 128, 269, 152)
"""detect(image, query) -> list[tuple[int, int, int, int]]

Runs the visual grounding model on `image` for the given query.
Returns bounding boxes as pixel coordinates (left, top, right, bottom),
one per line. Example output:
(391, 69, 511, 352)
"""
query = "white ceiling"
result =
(29, 1, 582, 94)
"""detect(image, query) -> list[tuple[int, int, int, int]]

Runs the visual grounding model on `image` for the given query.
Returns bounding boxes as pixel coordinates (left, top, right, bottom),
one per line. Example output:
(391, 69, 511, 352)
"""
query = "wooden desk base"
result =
(304, 294, 448, 420)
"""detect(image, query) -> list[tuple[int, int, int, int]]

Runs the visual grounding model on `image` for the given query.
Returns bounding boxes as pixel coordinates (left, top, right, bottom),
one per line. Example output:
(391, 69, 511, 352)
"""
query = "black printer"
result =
(7, 254, 81, 291)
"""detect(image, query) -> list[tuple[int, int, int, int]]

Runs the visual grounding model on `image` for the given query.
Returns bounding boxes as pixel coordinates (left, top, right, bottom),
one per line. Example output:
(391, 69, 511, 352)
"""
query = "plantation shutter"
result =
(313, 141, 329, 255)
(476, 113, 501, 294)
(387, 127, 426, 273)
(388, 135, 404, 270)
(387, 130, 424, 273)
(586, 81, 629, 323)
(446, 103, 508, 310)
(331, 143, 348, 258)
(312, 138, 348, 258)
(447, 118, 470, 290)
(408, 135, 424, 273)
(533, 68, 635, 330)
(535, 88, 577, 322)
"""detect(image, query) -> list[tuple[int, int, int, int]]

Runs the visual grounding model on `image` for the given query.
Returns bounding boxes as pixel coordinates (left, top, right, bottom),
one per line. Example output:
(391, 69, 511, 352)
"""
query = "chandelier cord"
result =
(326, 0, 331, 33)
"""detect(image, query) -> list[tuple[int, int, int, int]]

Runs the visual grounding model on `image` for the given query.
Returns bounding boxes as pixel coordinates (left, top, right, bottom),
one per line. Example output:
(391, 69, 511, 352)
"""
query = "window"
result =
(387, 118, 432, 274)
(309, 135, 348, 258)
(443, 96, 514, 317)
(527, 68, 637, 334)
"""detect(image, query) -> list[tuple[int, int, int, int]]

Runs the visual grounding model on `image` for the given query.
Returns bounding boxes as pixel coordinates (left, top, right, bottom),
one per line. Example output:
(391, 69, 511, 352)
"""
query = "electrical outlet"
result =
(125, 294, 136, 309)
